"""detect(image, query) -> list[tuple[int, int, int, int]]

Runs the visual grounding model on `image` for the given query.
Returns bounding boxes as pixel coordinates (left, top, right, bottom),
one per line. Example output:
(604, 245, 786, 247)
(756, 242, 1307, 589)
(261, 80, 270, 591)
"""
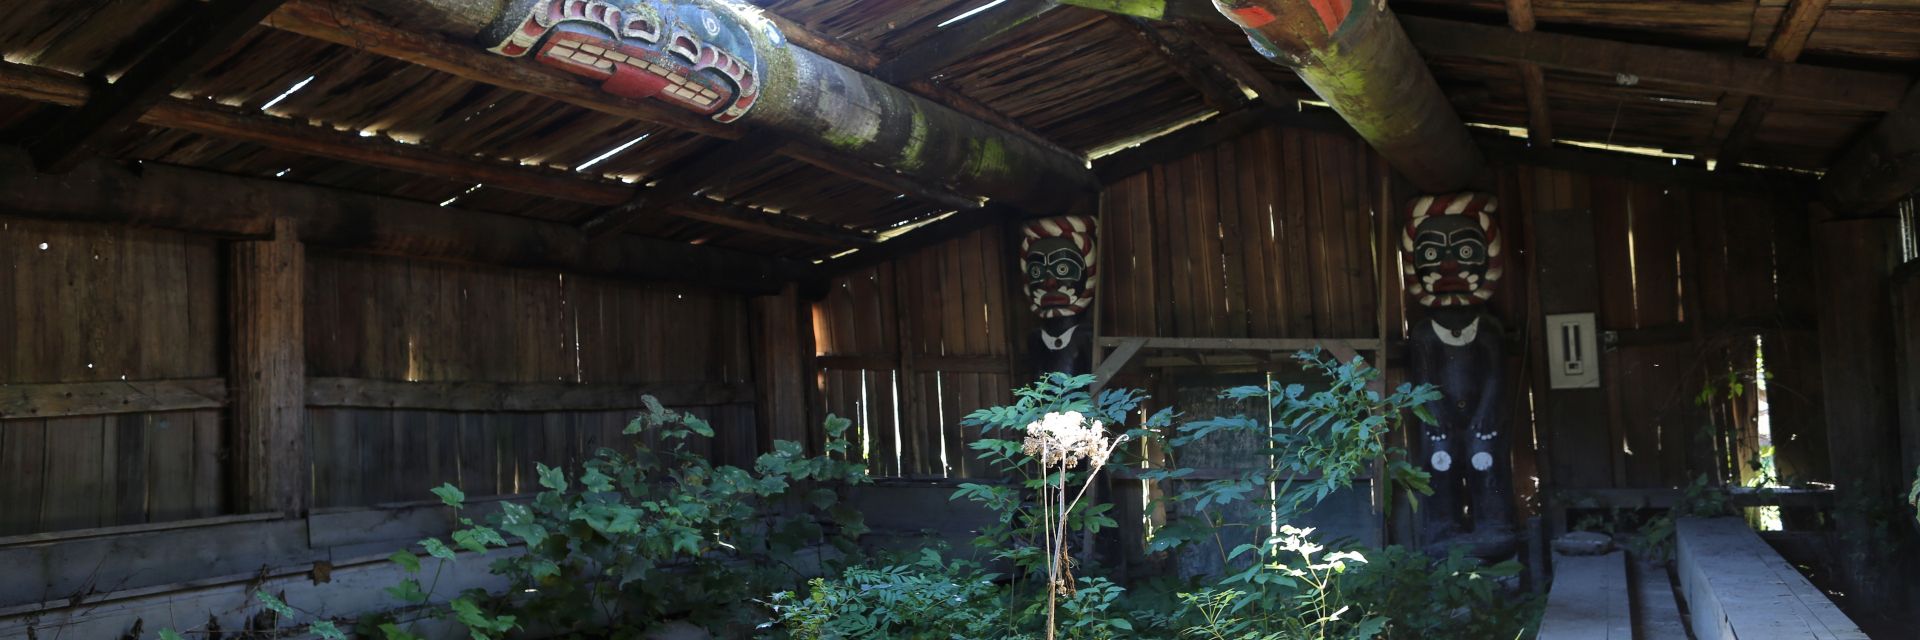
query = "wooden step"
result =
(1539, 550, 1633, 640)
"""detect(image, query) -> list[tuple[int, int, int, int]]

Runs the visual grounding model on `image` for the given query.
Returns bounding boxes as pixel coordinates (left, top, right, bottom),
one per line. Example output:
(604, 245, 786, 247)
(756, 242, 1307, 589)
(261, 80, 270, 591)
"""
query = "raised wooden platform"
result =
(1539, 551, 1634, 640)
(1676, 517, 1867, 640)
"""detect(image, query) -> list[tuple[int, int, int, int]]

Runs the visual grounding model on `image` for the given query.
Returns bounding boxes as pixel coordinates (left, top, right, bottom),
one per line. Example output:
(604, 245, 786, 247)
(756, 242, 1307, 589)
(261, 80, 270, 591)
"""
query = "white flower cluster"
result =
(1021, 411, 1128, 470)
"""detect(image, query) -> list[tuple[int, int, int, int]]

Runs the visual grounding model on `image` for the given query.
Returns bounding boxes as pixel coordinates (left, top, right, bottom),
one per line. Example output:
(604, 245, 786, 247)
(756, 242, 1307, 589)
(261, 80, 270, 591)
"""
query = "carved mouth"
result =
(544, 31, 727, 110)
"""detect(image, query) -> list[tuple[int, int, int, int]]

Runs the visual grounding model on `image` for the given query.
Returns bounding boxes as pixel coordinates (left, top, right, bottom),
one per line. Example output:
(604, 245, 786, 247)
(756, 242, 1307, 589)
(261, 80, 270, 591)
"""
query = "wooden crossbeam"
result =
(28, 0, 288, 173)
(819, 205, 1021, 275)
(1177, 21, 1296, 110)
(1399, 15, 1910, 112)
(1093, 106, 1349, 183)
(580, 140, 768, 239)
(875, 0, 1062, 83)
(1820, 83, 1920, 216)
(1716, 0, 1833, 164)
(0, 60, 873, 248)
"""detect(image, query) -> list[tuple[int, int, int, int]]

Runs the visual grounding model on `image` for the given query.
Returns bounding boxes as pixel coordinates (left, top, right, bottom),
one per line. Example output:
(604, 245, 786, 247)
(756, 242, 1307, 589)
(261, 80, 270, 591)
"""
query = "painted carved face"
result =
(1021, 216, 1097, 318)
(485, 0, 762, 123)
(1402, 193, 1502, 307)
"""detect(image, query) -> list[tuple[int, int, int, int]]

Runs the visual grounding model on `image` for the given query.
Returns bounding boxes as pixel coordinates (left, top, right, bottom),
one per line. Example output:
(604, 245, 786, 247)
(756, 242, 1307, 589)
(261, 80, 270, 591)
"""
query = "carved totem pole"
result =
(1022, 216, 1098, 376)
(1402, 193, 1517, 559)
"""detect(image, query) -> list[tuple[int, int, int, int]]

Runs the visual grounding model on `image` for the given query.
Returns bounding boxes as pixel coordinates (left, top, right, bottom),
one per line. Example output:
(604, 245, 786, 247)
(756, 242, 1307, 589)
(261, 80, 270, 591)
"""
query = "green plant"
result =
(1178, 525, 1386, 640)
(1338, 546, 1538, 640)
(766, 547, 1008, 640)
(389, 397, 871, 637)
(1148, 352, 1438, 557)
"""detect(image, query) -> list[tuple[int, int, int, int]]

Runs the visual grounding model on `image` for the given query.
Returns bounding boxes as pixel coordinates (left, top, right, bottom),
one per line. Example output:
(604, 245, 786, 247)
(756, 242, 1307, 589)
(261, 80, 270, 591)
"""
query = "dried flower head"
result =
(1022, 411, 1127, 470)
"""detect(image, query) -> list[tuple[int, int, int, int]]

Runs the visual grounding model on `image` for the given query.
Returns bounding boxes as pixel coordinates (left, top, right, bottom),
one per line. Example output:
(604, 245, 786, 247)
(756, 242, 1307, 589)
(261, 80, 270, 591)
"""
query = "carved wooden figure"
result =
(1022, 216, 1097, 375)
(1402, 193, 1516, 559)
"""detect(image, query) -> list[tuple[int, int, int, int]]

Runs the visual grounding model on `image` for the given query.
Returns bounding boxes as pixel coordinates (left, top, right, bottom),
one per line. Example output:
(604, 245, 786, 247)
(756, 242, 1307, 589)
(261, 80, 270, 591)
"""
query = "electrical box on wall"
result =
(1547, 312, 1600, 389)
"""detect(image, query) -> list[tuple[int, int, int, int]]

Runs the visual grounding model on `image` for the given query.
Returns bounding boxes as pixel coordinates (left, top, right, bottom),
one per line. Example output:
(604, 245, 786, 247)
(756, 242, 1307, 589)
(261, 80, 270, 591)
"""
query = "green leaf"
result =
(683, 414, 715, 438)
(384, 578, 429, 604)
(430, 483, 465, 509)
(388, 550, 421, 573)
(380, 622, 425, 640)
(420, 537, 456, 560)
(255, 590, 296, 618)
(452, 525, 507, 554)
(158, 630, 186, 640)
(536, 463, 568, 492)
(806, 488, 838, 510)
(309, 620, 347, 640)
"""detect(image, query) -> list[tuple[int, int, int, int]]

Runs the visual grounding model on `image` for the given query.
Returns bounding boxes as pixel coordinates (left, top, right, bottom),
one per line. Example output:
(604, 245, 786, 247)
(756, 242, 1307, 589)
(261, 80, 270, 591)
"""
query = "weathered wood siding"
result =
(0, 219, 226, 535)
(303, 251, 759, 507)
(813, 225, 1016, 478)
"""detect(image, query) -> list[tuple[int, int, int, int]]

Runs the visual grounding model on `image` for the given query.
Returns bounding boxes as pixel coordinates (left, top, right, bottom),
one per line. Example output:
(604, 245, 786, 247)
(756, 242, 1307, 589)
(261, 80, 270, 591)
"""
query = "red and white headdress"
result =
(1021, 215, 1098, 318)
(1401, 193, 1503, 308)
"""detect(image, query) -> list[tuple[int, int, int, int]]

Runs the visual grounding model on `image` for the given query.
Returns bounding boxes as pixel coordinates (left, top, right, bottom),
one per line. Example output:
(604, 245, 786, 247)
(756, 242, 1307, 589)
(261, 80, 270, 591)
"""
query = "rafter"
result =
(0, 60, 876, 249)
(1121, 17, 1248, 110)
(1716, 0, 1833, 164)
(1400, 15, 1907, 112)
(29, 0, 289, 172)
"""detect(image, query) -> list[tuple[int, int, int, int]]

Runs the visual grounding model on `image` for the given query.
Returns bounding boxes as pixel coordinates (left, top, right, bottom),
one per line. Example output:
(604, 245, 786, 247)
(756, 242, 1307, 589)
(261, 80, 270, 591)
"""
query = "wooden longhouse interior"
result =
(1, 0, 1918, 637)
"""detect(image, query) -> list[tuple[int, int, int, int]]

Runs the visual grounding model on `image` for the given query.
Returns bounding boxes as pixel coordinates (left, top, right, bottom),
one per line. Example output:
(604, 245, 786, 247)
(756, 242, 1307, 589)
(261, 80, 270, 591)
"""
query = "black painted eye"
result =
(1421, 248, 1439, 261)
(1053, 263, 1072, 276)
(1028, 264, 1045, 279)
(1458, 245, 1476, 259)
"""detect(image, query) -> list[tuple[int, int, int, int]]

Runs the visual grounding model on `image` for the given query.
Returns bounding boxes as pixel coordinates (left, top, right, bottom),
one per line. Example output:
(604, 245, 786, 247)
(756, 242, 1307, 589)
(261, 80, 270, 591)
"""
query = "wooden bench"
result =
(1538, 550, 1633, 640)
(1675, 517, 1867, 640)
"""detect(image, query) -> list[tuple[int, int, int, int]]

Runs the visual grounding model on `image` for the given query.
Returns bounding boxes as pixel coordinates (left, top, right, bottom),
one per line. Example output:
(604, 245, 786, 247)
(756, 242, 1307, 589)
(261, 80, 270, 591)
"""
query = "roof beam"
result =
(1504, 0, 1536, 31)
(1399, 15, 1908, 112)
(874, 0, 1063, 83)
(265, 0, 1096, 215)
(0, 60, 875, 248)
(28, 0, 288, 172)
(578, 138, 881, 247)
(1819, 83, 1920, 216)
(1213, 0, 1486, 193)
(1716, 0, 1833, 164)
(0, 147, 811, 294)
(1094, 106, 1350, 183)
(820, 206, 1020, 275)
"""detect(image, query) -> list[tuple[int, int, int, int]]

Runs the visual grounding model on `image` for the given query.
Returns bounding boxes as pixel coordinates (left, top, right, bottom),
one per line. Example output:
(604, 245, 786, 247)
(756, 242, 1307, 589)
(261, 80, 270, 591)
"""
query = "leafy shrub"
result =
(385, 398, 872, 637)
(1338, 546, 1538, 640)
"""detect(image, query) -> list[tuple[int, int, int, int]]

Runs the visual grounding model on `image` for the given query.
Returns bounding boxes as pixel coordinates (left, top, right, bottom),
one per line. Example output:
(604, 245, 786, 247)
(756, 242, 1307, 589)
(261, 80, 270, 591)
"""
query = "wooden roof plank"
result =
(874, 0, 1063, 84)
(28, 0, 289, 173)
(1401, 15, 1911, 112)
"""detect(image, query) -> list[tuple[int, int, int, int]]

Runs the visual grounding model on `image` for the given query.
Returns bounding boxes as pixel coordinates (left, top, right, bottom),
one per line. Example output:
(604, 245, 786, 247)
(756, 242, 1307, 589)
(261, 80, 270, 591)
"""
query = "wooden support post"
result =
(1811, 212, 1906, 609)
(229, 218, 307, 516)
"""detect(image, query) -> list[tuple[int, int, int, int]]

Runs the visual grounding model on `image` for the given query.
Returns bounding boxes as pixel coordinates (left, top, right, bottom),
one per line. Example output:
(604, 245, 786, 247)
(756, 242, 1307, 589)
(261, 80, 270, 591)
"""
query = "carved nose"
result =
(1441, 260, 1460, 271)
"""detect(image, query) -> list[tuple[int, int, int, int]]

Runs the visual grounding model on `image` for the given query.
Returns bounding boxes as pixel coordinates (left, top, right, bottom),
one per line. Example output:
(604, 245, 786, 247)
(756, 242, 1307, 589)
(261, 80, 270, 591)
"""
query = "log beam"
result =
(0, 147, 813, 294)
(267, 0, 1096, 215)
(28, 0, 287, 172)
(1519, 62, 1553, 148)
(1212, 0, 1486, 192)
(229, 218, 306, 516)
(1399, 15, 1908, 112)
(1820, 83, 1920, 216)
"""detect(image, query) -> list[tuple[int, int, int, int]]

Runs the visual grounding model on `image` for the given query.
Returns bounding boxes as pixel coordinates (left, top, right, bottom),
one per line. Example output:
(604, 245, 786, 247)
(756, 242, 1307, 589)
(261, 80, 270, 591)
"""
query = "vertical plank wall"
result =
(304, 252, 758, 508)
(0, 219, 225, 535)
(1094, 123, 1821, 502)
(813, 226, 1016, 479)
